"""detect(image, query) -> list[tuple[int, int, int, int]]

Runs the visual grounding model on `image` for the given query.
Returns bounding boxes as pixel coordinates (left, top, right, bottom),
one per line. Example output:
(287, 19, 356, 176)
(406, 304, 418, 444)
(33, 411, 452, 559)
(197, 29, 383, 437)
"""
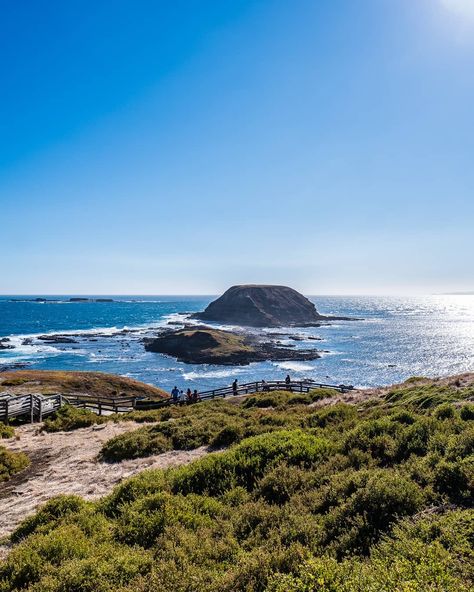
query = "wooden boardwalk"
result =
(0, 379, 354, 423)
(0, 393, 63, 424)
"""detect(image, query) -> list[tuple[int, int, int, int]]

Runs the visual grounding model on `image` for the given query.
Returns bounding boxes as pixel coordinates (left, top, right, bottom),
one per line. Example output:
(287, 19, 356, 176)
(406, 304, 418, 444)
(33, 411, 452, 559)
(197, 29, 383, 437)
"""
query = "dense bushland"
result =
(101, 389, 338, 461)
(1, 379, 473, 591)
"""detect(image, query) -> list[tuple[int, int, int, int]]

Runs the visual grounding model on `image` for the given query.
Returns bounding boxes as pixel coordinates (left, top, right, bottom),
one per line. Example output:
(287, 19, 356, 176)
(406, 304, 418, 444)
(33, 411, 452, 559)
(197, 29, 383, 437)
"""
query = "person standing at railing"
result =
(171, 386, 180, 403)
(232, 379, 238, 396)
(192, 389, 200, 402)
(285, 374, 292, 391)
(261, 379, 270, 392)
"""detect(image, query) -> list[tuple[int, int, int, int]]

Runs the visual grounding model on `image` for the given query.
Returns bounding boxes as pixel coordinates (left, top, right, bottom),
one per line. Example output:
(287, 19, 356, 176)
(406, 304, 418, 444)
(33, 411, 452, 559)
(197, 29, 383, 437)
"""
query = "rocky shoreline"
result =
(144, 327, 324, 365)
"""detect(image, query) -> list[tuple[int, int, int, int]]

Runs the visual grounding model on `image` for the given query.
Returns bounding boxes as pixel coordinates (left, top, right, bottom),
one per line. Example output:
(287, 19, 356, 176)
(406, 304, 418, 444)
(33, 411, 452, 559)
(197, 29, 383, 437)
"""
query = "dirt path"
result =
(0, 422, 210, 544)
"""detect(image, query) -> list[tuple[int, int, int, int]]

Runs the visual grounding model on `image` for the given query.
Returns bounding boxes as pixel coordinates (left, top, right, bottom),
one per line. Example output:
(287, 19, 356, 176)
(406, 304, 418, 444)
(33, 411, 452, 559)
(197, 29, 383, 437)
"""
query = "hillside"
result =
(0, 370, 169, 399)
(0, 373, 473, 591)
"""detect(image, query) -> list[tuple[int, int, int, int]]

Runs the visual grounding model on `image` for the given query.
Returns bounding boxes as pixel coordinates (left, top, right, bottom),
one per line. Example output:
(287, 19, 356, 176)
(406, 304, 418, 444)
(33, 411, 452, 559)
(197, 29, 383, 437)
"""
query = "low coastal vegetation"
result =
(100, 388, 339, 462)
(42, 405, 108, 432)
(1, 376, 473, 591)
(0, 446, 29, 482)
(0, 424, 15, 439)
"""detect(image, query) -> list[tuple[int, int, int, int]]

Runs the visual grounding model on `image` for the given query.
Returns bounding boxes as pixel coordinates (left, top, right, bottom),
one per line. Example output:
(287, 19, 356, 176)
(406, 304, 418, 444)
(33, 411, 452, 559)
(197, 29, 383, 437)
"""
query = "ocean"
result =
(1, 295, 473, 391)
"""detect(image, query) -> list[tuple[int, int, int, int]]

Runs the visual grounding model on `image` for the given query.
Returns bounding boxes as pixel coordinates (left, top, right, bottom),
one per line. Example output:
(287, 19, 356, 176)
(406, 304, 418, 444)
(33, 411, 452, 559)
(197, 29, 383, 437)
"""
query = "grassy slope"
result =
(0, 370, 169, 399)
(0, 377, 473, 592)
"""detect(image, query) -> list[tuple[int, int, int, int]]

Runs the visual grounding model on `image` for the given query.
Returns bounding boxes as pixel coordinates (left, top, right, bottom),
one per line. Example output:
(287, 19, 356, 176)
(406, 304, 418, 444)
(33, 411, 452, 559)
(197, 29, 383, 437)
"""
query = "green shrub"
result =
(256, 463, 309, 504)
(100, 470, 168, 517)
(115, 492, 224, 547)
(243, 393, 285, 409)
(210, 423, 243, 448)
(0, 423, 15, 438)
(12, 495, 88, 542)
(435, 403, 457, 420)
(343, 418, 399, 464)
(308, 387, 339, 401)
(460, 403, 474, 421)
(0, 446, 29, 482)
(385, 384, 467, 410)
(0, 524, 152, 592)
(101, 429, 170, 462)
(43, 405, 107, 432)
(434, 458, 473, 502)
(317, 469, 426, 555)
(396, 419, 432, 460)
(390, 409, 417, 424)
(172, 430, 330, 496)
(307, 404, 356, 428)
(269, 511, 474, 592)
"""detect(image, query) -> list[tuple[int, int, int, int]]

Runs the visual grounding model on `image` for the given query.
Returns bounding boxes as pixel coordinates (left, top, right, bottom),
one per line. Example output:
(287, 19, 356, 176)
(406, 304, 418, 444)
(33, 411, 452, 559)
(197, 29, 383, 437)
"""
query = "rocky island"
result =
(143, 285, 356, 364)
(192, 284, 351, 327)
(143, 327, 321, 365)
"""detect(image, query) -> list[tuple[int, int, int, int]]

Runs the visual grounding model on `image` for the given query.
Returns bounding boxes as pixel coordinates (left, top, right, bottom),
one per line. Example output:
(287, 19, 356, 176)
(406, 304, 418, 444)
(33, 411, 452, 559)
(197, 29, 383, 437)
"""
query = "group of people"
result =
(171, 374, 293, 405)
(171, 386, 200, 404)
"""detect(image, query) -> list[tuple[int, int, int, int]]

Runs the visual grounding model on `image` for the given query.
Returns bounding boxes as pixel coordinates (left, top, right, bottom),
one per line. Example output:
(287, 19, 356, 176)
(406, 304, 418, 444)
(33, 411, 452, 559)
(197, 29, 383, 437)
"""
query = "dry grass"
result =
(0, 370, 169, 399)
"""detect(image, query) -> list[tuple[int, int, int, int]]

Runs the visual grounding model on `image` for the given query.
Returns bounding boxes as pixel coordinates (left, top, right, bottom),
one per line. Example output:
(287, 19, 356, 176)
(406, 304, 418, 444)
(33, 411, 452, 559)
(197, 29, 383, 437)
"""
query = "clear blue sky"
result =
(1, 0, 473, 295)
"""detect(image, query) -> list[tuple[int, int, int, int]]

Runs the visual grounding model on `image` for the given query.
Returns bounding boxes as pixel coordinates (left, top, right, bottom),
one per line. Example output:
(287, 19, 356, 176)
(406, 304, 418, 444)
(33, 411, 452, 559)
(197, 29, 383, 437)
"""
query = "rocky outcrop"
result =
(144, 327, 321, 365)
(68, 298, 114, 303)
(37, 335, 78, 344)
(0, 338, 14, 350)
(193, 285, 324, 327)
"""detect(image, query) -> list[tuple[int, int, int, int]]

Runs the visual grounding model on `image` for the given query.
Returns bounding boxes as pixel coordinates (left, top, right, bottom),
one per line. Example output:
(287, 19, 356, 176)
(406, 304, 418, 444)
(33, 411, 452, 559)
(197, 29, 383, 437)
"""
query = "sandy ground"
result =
(0, 421, 210, 548)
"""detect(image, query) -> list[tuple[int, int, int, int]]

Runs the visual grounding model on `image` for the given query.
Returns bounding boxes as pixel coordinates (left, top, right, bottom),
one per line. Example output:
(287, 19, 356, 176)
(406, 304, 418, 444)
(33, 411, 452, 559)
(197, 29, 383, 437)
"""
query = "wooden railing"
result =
(63, 394, 137, 415)
(0, 393, 63, 423)
(0, 380, 354, 423)
(134, 380, 354, 410)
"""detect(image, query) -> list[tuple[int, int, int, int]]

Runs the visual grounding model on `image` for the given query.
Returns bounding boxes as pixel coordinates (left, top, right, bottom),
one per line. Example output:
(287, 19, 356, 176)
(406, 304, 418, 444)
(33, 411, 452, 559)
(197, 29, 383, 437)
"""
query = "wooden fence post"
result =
(30, 394, 34, 423)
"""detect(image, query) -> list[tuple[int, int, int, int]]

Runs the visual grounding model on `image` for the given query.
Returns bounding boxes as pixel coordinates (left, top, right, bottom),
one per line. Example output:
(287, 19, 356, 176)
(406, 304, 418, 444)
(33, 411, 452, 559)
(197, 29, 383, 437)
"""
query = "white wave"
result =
(273, 361, 315, 372)
(181, 368, 245, 381)
(2, 336, 62, 355)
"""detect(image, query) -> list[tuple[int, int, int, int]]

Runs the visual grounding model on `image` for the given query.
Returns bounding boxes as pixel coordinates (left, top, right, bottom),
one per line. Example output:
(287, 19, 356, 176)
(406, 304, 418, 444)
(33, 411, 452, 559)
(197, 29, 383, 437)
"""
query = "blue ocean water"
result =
(1, 295, 473, 391)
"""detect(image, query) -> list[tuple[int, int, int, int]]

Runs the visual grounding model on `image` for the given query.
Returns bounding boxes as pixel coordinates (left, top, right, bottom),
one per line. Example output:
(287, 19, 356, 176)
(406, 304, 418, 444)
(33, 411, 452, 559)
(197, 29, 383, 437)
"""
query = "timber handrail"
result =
(0, 393, 63, 424)
(134, 380, 354, 410)
(0, 379, 354, 423)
